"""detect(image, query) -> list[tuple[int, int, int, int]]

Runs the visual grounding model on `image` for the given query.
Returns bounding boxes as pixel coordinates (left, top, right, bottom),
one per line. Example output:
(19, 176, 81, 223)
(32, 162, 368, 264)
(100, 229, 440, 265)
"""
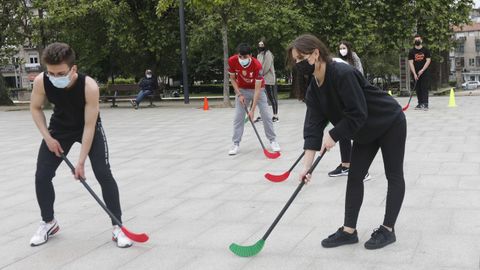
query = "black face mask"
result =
(414, 40, 422, 46)
(296, 59, 315, 75)
(258, 47, 266, 52)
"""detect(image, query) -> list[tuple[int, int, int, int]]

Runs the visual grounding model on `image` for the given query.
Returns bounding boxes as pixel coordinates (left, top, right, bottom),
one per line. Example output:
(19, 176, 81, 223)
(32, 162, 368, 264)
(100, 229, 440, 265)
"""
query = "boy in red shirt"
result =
(227, 43, 280, 155)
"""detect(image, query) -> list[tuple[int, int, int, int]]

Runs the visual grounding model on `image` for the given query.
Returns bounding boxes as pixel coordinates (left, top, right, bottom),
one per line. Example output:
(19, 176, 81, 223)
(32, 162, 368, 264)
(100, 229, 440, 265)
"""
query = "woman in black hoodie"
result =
(288, 34, 406, 250)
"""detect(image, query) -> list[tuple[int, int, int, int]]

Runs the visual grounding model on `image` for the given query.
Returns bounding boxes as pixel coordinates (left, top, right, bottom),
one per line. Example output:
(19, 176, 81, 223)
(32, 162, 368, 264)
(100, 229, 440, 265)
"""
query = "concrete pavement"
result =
(1, 96, 479, 270)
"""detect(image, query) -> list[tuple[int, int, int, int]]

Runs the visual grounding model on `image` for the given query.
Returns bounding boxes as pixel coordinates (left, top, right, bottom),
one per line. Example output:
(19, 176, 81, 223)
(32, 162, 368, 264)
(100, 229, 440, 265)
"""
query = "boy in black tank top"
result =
(29, 42, 132, 248)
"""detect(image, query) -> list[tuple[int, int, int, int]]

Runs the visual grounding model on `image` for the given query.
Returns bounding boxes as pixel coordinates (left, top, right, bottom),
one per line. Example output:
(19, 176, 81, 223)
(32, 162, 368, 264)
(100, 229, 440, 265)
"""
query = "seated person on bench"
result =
(130, 69, 157, 109)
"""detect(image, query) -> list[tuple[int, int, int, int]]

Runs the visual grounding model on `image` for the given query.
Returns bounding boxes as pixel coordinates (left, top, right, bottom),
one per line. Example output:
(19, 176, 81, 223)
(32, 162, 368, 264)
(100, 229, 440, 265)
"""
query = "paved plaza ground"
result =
(1, 95, 480, 270)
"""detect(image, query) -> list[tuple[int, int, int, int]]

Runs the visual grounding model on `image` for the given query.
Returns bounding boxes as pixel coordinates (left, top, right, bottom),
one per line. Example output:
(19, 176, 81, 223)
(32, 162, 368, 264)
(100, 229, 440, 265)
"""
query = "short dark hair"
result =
(42, 42, 76, 67)
(237, 43, 252, 56)
(414, 34, 422, 39)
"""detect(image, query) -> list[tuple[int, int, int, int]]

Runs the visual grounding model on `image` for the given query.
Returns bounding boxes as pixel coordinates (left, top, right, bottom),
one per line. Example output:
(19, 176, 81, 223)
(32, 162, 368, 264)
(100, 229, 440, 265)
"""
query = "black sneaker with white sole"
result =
(414, 104, 422, 110)
(364, 225, 396, 250)
(328, 164, 349, 177)
(321, 227, 359, 248)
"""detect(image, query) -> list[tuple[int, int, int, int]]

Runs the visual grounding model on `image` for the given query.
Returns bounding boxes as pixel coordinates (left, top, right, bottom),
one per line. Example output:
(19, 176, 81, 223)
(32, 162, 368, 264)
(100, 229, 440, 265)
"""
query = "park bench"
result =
(102, 84, 161, 107)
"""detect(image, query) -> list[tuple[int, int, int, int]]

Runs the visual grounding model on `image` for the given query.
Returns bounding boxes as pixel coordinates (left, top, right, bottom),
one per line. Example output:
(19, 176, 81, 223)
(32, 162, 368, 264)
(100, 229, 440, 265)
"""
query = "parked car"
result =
(462, 81, 480, 90)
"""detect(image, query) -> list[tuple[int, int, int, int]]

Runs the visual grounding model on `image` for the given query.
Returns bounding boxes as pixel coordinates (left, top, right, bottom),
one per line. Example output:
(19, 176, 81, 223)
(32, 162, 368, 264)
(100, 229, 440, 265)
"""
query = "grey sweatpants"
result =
(232, 88, 276, 145)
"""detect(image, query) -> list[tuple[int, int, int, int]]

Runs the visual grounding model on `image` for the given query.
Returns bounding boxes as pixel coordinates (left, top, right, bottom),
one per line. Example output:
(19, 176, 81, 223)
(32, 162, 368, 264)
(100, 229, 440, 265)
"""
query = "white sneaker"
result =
(228, 144, 239, 155)
(270, 141, 281, 152)
(30, 220, 60, 247)
(112, 225, 133, 248)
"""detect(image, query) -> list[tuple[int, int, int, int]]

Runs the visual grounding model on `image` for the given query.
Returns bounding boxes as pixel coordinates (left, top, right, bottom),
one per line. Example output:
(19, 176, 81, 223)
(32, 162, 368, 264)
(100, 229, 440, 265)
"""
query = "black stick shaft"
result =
(261, 150, 326, 241)
(61, 154, 123, 226)
(243, 104, 266, 150)
(287, 151, 305, 173)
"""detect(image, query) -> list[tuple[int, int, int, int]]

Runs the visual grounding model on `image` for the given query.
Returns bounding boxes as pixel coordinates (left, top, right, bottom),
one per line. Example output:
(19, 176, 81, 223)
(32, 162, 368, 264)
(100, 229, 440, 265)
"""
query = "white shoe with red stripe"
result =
(112, 225, 133, 248)
(30, 219, 60, 246)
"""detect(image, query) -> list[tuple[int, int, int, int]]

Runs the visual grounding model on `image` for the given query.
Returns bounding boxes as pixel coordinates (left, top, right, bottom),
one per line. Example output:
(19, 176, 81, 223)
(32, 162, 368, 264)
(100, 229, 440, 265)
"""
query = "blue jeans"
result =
(135, 89, 152, 104)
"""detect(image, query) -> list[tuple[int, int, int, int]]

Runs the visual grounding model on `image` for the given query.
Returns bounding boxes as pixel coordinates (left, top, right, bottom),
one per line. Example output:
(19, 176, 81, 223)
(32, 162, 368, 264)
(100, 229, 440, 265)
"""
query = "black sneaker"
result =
(254, 117, 262, 123)
(272, 116, 279, 122)
(422, 104, 429, 111)
(364, 225, 396, 250)
(321, 227, 359, 248)
(414, 104, 422, 110)
(328, 164, 349, 177)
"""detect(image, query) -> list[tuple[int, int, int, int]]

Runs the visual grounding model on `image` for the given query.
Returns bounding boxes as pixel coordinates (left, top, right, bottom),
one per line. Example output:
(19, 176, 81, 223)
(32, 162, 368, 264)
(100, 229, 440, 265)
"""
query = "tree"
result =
(34, 0, 182, 83)
(299, 0, 473, 90)
(412, 0, 473, 89)
(0, 0, 31, 105)
(158, 0, 312, 106)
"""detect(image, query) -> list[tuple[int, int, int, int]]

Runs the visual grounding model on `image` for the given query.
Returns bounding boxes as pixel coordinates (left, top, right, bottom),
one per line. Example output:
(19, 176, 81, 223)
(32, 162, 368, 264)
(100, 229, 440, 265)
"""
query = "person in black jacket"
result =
(130, 69, 157, 109)
(288, 34, 406, 250)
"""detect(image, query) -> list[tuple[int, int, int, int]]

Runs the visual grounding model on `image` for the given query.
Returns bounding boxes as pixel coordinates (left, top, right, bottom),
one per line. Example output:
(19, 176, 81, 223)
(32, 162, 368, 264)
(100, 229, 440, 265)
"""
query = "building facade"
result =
(1, 46, 42, 90)
(451, 21, 480, 84)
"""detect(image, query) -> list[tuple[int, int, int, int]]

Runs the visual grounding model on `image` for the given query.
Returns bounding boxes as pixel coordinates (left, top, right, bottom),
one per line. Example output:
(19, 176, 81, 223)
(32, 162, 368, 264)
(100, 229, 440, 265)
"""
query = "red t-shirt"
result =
(228, 55, 265, 89)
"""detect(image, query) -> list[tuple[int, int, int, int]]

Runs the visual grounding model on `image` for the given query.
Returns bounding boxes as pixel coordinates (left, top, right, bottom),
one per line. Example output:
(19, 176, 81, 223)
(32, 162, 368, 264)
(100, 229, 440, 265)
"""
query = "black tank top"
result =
(44, 73, 100, 138)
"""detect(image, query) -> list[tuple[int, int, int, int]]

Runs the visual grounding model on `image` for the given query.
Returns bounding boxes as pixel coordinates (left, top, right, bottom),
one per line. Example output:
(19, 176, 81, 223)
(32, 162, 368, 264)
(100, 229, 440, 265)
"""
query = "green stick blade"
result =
(229, 239, 265, 257)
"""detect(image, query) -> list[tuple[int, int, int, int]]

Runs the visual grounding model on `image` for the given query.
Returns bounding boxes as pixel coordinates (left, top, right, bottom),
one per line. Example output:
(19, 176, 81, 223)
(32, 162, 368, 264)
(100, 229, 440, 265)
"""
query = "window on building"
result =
(29, 55, 38, 64)
(470, 58, 475, 66)
(456, 42, 465, 53)
(476, 56, 480, 67)
(476, 39, 480, 52)
(456, 57, 465, 67)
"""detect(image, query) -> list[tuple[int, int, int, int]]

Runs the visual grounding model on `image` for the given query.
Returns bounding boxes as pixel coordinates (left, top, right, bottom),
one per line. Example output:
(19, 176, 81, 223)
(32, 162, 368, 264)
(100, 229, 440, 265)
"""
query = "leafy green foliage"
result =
(1, 0, 473, 103)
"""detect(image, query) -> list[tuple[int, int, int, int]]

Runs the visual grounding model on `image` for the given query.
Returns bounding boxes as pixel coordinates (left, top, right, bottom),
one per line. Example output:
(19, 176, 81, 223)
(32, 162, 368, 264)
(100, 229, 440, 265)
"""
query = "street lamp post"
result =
(179, 0, 189, 104)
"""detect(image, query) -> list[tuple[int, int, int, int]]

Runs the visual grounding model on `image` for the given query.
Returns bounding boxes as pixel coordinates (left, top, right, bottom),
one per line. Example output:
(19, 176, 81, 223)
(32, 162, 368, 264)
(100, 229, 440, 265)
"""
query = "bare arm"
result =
(229, 74, 241, 96)
(230, 73, 246, 106)
(251, 80, 262, 112)
(30, 73, 64, 156)
(408, 60, 418, 80)
(74, 76, 100, 179)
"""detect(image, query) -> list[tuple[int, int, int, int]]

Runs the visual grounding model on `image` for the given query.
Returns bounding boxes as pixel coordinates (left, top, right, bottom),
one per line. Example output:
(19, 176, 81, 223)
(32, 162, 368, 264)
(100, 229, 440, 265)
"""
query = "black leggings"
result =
(344, 117, 406, 228)
(265, 85, 278, 115)
(35, 122, 122, 225)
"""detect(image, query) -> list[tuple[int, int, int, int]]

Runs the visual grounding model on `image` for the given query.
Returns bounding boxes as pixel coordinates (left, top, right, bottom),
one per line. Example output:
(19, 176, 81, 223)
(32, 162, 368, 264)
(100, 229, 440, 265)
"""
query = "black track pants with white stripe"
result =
(34, 122, 122, 225)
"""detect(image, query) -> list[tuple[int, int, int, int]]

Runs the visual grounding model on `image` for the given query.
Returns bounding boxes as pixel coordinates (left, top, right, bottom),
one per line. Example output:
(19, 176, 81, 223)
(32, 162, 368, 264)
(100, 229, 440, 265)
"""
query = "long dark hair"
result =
(286, 34, 332, 100)
(338, 40, 354, 66)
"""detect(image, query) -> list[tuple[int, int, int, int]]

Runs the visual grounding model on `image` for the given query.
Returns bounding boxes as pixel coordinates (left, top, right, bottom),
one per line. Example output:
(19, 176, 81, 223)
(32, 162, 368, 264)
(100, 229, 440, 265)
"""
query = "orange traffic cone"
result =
(203, 96, 209, 110)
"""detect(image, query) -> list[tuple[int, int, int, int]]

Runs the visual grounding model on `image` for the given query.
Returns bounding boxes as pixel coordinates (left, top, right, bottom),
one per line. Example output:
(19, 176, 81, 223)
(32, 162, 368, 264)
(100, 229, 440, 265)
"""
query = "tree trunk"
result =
(221, 15, 232, 107)
(0, 74, 14, 106)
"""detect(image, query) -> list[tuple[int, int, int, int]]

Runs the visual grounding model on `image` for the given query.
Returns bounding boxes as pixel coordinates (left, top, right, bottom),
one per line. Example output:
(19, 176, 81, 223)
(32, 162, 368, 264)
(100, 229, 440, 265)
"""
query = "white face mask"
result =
(146, 74, 152, 78)
(48, 71, 72, 88)
(339, 48, 348, 57)
(239, 57, 251, 67)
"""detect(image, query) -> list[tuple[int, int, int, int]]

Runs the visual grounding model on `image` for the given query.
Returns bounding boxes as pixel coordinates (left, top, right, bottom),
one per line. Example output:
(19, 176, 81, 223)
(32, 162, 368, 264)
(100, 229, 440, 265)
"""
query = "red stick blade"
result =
(121, 226, 149, 243)
(264, 149, 281, 159)
(264, 171, 290, 182)
(402, 103, 409, 111)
